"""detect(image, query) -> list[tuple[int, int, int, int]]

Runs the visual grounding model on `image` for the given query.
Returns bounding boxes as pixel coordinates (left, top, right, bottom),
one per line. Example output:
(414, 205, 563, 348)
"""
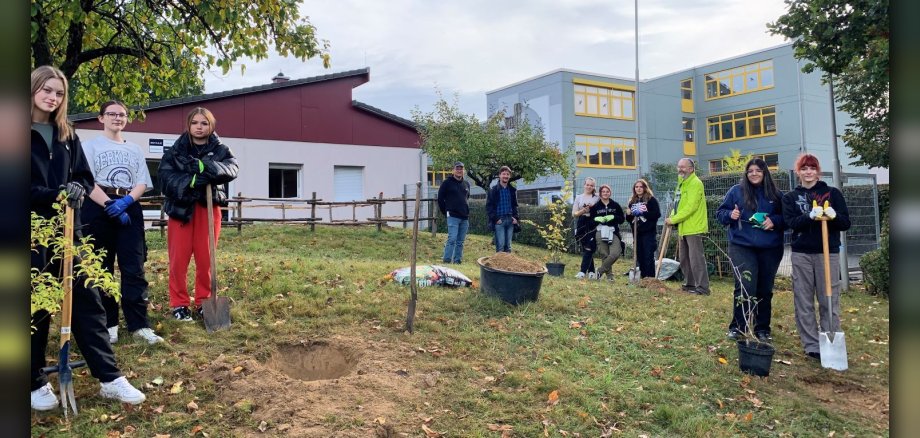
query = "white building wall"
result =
(76, 128, 423, 223)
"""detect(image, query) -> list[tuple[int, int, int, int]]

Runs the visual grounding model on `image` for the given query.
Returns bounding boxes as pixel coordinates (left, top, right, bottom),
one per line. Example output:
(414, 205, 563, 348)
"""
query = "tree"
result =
(412, 94, 571, 193)
(721, 149, 754, 173)
(31, 0, 331, 113)
(769, 0, 889, 169)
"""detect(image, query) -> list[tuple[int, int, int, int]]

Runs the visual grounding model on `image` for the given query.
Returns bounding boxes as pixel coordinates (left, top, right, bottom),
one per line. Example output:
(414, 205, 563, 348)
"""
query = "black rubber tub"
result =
(737, 340, 775, 376)
(477, 257, 547, 305)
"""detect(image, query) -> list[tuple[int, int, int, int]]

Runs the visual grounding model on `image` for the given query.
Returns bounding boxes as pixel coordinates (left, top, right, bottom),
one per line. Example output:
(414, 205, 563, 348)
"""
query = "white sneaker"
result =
(108, 326, 119, 344)
(588, 272, 597, 280)
(575, 272, 585, 279)
(31, 383, 58, 411)
(133, 328, 164, 344)
(99, 376, 146, 405)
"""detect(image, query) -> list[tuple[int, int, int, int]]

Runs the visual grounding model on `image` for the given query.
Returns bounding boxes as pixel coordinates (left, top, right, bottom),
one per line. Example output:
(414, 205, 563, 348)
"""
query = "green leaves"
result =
(769, 0, 889, 169)
(31, 0, 331, 113)
(412, 93, 572, 192)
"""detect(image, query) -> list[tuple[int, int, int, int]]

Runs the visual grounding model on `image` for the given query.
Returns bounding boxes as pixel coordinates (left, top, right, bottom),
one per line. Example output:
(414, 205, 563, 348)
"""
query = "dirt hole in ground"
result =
(270, 342, 358, 381)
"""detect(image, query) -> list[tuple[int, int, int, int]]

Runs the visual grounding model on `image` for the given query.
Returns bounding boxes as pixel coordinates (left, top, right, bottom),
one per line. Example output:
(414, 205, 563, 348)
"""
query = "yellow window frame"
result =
(573, 78, 635, 120)
(574, 134, 637, 169)
(428, 169, 451, 186)
(706, 106, 777, 144)
(704, 60, 774, 101)
(680, 78, 694, 113)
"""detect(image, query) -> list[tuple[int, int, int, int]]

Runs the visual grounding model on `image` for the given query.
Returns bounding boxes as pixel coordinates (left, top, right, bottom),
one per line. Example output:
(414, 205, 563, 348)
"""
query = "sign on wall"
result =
(148, 138, 177, 154)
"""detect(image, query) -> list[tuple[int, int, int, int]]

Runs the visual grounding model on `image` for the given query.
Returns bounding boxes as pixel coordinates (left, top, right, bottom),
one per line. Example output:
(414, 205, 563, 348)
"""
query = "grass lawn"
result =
(31, 224, 889, 437)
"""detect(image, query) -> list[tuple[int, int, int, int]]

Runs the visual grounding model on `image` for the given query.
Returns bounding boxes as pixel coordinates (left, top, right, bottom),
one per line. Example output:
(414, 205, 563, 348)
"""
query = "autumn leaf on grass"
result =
(422, 424, 442, 437)
(169, 380, 184, 394)
(742, 412, 753, 422)
(547, 389, 560, 406)
(650, 367, 663, 378)
(718, 357, 728, 365)
(577, 296, 591, 308)
(569, 321, 585, 329)
(190, 425, 203, 435)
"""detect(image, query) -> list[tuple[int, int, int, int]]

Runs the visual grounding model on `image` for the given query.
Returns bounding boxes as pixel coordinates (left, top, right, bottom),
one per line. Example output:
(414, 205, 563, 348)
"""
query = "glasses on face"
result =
(104, 112, 128, 119)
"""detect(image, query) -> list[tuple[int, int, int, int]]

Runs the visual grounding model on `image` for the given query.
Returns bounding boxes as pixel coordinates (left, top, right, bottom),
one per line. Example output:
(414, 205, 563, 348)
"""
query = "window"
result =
(706, 106, 777, 144)
(144, 159, 162, 212)
(709, 153, 780, 174)
(704, 60, 774, 100)
(573, 79, 635, 120)
(682, 117, 696, 155)
(680, 78, 694, 113)
(575, 135, 636, 169)
(428, 169, 451, 187)
(268, 163, 301, 198)
(333, 166, 364, 201)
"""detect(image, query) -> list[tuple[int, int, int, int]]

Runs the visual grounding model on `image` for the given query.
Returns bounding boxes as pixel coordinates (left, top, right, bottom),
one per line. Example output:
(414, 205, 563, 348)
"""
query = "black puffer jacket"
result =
(157, 132, 239, 222)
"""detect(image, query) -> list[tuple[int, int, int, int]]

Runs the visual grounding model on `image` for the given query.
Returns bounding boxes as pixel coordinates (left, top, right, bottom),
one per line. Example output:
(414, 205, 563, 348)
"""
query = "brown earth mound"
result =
(481, 252, 545, 273)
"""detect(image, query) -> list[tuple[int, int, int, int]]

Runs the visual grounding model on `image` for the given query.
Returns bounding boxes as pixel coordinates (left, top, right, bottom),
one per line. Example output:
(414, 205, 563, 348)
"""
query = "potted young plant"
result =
(522, 180, 573, 277)
(730, 265, 776, 377)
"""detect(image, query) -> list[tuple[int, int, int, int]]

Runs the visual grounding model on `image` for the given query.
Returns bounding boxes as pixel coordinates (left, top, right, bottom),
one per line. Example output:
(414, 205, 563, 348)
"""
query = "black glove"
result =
(190, 173, 211, 188)
(59, 182, 85, 209)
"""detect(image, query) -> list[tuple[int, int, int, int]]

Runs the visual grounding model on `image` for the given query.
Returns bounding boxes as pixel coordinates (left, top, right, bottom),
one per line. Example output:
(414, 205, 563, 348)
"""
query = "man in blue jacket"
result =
(486, 166, 519, 253)
(437, 162, 471, 264)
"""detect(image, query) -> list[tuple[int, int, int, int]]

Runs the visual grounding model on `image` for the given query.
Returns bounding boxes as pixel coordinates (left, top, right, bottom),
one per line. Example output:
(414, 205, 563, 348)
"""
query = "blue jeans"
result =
(443, 215, 469, 263)
(494, 215, 514, 252)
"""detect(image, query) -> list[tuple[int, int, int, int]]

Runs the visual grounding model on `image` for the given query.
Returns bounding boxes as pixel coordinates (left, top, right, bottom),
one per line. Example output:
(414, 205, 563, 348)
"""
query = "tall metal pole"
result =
(634, 0, 641, 173)
(828, 77, 849, 291)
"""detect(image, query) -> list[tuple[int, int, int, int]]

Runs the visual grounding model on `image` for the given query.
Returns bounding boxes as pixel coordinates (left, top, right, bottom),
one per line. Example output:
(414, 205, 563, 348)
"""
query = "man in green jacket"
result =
(665, 158, 710, 295)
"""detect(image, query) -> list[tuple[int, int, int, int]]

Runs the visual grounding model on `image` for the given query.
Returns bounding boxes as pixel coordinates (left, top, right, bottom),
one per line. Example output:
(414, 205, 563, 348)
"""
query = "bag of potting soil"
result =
(386, 265, 473, 288)
(655, 258, 683, 281)
(431, 265, 473, 287)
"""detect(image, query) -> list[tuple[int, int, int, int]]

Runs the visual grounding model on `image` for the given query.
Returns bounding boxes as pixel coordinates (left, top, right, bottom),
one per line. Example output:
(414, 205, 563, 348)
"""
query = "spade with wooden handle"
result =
(201, 185, 231, 332)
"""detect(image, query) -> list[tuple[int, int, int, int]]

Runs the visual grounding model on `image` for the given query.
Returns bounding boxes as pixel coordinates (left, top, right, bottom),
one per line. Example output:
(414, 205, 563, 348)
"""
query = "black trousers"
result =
(31, 246, 122, 391)
(82, 199, 150, 332)
(636, 231, 657, 278)
(727, 243, 784, 334)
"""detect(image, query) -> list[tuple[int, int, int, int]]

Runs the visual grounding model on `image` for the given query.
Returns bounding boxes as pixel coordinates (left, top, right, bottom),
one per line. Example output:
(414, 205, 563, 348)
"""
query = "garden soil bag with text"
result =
(386, 265, 473, 288)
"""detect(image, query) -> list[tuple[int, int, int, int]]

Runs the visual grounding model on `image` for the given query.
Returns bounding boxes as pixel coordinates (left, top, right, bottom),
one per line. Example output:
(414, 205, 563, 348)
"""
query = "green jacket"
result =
(669, 172, 708, 236)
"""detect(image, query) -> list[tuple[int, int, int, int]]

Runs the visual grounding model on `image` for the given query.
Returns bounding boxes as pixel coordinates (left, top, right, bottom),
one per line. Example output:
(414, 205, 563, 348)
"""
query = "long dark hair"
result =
(740, 158, 781, 211)
(627, 178, 654, 205)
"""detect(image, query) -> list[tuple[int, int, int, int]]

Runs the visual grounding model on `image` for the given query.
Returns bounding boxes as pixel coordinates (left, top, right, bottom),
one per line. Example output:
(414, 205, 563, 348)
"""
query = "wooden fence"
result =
(140, 192, 440, 236)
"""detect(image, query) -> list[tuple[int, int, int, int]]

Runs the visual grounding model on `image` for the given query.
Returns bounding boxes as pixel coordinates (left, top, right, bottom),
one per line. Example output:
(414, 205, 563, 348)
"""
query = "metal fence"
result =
(406, 170, 880, 278)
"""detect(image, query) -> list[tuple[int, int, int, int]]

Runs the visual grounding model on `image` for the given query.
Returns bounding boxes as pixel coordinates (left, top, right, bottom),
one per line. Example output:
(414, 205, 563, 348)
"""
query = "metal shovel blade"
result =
(628, 267, 640, 284)
(819, 331, 848, 371)
(201, 296, 231, 333)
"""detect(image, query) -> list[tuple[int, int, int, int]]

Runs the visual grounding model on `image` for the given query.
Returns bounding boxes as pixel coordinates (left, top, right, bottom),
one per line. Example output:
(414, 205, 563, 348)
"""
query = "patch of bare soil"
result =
(481, 252, 545, 273)
(639, 277, 669, 292)
(197, 335, 433, 437)
(799, 373, 889, 429)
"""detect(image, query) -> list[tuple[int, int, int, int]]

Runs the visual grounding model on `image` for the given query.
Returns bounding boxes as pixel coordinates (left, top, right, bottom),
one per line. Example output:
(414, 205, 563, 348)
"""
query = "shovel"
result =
(58, 204, 79, 418)
(201, 185, 231, 332)
(628, 218, 640, 284)
(655, 224, 672, 278)
(818, 215, 848, 370)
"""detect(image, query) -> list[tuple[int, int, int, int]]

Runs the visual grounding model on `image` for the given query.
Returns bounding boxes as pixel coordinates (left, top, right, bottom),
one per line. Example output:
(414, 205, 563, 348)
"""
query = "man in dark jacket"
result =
(437, 162, 470, 264)
(486, 166, 519, 253)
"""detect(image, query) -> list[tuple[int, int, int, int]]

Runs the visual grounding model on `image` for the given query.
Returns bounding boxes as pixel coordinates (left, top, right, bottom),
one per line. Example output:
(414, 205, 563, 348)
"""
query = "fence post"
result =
(376, 192, 384, 232)
(430, 198, 436, 237)
(159, 198, 166, 238)
(310, 191, 317, 232)
(402, 188, 408, 230)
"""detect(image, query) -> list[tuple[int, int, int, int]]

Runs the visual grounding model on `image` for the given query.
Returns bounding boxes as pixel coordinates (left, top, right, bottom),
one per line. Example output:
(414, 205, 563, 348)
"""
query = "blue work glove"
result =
(104, 195, 135, 217)
(116, 211, 131, 225)
(630, 205, 642, 216)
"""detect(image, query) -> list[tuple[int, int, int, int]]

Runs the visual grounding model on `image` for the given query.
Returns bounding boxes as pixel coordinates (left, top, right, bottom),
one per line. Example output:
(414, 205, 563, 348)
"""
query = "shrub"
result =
(859, 232, 889, 297)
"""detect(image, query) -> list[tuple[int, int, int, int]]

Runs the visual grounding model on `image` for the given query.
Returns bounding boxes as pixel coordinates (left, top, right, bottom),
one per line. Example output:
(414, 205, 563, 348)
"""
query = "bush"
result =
(859, 233, 889, 297)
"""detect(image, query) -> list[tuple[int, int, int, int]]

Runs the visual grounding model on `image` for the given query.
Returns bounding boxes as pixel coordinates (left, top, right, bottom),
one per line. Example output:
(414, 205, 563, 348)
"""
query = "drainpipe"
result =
(634, 0, 641, 173)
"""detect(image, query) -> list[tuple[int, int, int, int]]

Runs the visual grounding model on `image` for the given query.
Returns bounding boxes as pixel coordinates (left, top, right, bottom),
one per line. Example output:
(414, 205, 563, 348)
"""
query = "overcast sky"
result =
(202, 0, 791, 120)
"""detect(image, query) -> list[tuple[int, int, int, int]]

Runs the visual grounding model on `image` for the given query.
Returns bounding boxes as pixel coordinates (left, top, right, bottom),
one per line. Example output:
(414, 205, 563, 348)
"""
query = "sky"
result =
(202, 0, 792, 121)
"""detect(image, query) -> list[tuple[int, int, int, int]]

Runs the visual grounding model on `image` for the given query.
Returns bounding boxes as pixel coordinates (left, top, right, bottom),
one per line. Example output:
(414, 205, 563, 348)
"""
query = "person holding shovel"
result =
(589, 184, 625, 281)
(81, 100, 164, 345)
(625, 178, 661, 279)
(572, 177, 599, 279)
(716, 158, 785, 343)
(31, 65, 145, 411)
(782, 153, 851, 361)
(158, 107, 239, 322)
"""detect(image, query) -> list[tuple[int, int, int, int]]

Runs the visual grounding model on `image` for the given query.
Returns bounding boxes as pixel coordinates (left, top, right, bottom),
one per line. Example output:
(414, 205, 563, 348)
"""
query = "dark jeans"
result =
(727, 243, 784, 335)
(576, 225, 596, 274)
(31, 246, 122, 390)
(636, 231, 657, 278)
(494, 215, 514, 252)
(82, 198, 151, 332)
